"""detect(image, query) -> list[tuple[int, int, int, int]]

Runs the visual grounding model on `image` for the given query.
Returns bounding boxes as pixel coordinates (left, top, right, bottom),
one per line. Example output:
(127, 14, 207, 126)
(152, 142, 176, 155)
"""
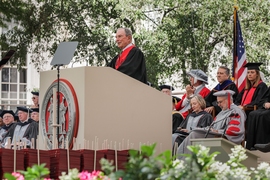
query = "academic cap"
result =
(172, 96, 181, 105)
(244, 62, 263, 70)
(213, 90, 235, 109)
(17, 107, 32, 113)
(159, 85, 174, 91)
(0, 110, 15, 118)
(31, 108, 39, 113)
(213, 90, 235, 97)
(187, 69, 208, 84)
(31, 91, 39, 96)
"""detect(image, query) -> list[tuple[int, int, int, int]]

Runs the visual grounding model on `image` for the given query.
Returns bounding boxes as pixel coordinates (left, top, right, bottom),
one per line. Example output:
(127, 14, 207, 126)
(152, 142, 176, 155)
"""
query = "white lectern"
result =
(39, 66, 172, 154)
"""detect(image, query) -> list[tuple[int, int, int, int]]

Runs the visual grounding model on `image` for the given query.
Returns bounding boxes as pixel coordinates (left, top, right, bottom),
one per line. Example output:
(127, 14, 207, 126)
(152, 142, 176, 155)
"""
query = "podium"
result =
(191, 138, 259, 168)
(39, 67, 171, 154)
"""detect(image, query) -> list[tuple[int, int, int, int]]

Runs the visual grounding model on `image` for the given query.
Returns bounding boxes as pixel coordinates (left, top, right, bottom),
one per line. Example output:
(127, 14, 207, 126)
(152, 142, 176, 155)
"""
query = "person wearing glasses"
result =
(176, 90, 245, 160)
(0, 110, 16, 143)
(107, 28, 147, 84)
(31, 91, 39, 108)
(3, 107, 38, 148)
(205, 66, 239, 116)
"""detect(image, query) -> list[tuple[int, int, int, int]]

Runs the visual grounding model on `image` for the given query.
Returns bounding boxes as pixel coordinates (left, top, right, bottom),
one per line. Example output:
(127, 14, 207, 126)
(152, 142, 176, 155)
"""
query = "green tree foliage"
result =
(1, 0, 270, 87)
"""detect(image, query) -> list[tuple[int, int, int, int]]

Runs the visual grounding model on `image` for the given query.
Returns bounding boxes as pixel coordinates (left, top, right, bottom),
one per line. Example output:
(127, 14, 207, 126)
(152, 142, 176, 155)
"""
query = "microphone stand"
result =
(204, 122, 215, 138)
(56, 64, 63, 147)
(222, 124, 228, 138)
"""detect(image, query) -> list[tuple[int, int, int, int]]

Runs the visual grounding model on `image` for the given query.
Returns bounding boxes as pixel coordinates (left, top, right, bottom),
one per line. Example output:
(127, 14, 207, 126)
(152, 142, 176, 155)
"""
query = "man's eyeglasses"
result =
(217, 99, 225, 104)
(3, 115, 13, 119)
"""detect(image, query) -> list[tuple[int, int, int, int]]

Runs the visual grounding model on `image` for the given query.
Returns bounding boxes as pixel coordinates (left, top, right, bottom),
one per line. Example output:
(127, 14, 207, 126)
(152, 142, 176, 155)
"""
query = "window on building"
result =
(1, 21, 28, 112)
(0, 66, 27, 112)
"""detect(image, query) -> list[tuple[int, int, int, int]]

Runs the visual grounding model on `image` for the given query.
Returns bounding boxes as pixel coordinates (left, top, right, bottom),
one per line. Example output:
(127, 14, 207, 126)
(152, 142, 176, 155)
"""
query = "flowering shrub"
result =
(4, 144, 270, 180)
(59, 169, 110, 180)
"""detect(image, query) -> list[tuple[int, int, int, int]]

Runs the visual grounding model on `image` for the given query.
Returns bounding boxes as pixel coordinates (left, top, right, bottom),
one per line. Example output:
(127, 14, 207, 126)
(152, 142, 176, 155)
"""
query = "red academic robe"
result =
(175, 86, 210, 119)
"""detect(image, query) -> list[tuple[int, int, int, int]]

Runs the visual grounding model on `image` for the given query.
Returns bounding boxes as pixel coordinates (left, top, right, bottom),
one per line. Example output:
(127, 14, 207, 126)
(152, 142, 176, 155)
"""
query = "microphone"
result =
(204, 112, 237, 138)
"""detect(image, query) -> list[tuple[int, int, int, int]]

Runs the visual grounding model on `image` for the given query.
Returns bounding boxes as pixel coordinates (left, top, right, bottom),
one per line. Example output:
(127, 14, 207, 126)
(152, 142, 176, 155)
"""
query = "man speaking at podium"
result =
(176, 90, 245, 160)
(107, 28, 147, 84)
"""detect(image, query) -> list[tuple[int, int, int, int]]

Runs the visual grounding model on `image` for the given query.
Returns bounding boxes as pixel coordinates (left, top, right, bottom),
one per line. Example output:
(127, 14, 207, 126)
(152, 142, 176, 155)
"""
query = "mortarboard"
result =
(31, 91, 39, 96)
(244, 62, 263, 70)
(213, 90, 235, 97)
(17, 106, 32, 113)
(187, 69, 208, 84)
(0, 110, 15, 118)
(0, 50, 16, 67)
(31, 108, 39, 113)
(213, 90, 235, 109)
(159, 85, 174, 91)
(172, 96, 181, 105)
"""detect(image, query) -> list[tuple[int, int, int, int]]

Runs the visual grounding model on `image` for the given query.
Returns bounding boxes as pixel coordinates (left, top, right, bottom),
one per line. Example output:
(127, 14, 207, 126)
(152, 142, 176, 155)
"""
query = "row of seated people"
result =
(0, 107, 39, 148)
(173, 90, 245, 160)
(161, 62, 270, 153)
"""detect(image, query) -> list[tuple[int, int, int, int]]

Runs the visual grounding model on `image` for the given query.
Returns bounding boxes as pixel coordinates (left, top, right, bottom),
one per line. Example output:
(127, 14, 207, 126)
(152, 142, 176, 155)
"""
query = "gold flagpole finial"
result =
(234, 0, 238, 10)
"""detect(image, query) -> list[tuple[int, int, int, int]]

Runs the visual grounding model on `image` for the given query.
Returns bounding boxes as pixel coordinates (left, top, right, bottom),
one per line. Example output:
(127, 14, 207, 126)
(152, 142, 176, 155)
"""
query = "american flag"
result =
(233, 8, 247, 92)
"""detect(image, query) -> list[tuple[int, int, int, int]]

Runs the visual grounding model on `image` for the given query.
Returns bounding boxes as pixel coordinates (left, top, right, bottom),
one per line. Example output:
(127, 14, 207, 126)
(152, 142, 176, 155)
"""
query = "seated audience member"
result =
(177, 90, 245, 160)
(159, 84, 174, 96)
(246, 86, 270, 150)
(205, 66, 239, 115)
(0, 110, 16, 142)
(235, 62, 267, 110)
(172, 95, 213, 148)
(254, 142, 270, 153)
(31, 91, 39, 108)
(175, 69, 210, 119)
(31, 108, 39, 123)
(3, 107, 38, 148)
(172, 96, 183, 133)
(235, 63, 267, 140)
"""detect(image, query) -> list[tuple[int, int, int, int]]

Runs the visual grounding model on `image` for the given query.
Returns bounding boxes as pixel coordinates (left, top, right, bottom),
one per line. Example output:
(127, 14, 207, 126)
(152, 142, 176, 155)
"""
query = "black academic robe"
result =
(172, 112, 184, 133)
(179, 111, 213, 130)
(205, 80, 239, 115)
(235, 82, 268, 106)
(172, 111, 213, 147)
(246, 86, 270, 150)
(0, 122, 16, 143)
(108, 47, 147, 84)
(235, 82, 267, 131)
(4, 118, 38, 148)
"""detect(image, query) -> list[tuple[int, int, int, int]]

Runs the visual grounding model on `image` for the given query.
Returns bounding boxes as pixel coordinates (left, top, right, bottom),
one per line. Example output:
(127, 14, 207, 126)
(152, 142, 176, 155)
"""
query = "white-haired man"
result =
(108, 27, 147, 84)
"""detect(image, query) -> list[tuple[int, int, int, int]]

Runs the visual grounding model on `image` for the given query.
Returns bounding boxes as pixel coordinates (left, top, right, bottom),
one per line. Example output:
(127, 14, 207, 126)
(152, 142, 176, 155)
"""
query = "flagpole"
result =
(232, 5, 237, 83)
(232, 2, 247, 92)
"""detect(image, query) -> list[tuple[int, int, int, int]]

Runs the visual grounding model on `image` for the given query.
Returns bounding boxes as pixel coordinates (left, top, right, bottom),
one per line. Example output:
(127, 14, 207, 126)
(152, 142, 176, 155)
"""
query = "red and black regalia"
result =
(108, 45, 147, 84)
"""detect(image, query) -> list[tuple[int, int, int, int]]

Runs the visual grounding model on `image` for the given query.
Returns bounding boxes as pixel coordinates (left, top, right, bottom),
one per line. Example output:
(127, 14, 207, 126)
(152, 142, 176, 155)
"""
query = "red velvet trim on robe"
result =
(241, 81, 262, 106)
(115, 45, 135, 69)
